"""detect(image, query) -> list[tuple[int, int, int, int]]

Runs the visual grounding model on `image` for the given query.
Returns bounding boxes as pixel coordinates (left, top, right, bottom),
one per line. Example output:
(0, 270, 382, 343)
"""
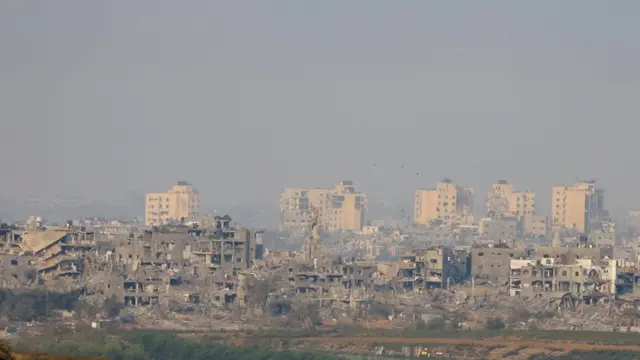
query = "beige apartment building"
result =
(521, 214, 549, 238)
(552, 180, 606, 234)
(414, 178, 474, 227)
(280, 180, 367, 232)
(485, 180, 535, 218)
(145, 181, 200, 226)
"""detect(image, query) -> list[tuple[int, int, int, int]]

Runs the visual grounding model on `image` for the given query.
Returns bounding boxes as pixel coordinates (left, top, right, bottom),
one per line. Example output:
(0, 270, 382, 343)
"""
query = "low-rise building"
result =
(471, 244, 524, 282)
(509, 257, 616, 297)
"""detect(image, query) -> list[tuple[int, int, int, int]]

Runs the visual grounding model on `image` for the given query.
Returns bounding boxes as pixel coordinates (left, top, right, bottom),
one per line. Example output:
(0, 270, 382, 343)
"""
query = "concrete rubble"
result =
(1, 213, 640, 335)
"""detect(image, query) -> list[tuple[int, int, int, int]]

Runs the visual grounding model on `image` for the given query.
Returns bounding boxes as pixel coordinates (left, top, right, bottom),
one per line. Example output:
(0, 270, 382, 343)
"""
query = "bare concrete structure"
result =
(401, 247, 456, 289)
(510, 257, 616, 298)
(477, 217, 518, 241)
(102, 215, 263, 307)
(471, 244, 523, 282)
(522, 214, 549, 238)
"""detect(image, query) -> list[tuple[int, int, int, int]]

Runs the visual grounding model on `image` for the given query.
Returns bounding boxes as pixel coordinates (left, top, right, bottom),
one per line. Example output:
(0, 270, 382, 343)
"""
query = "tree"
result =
(293, 303, 322, 328)
(247, 276, 278, 311)
(486, 317, 506, 330)
(103, 295, 123, 318)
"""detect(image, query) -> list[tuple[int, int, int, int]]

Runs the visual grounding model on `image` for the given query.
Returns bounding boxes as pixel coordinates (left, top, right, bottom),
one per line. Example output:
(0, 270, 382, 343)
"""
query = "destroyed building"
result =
(21, 227, 96, 281)
(103, 215, 264, 307)
(5, 209, 640, 335)
(400, 247, 458, 289)
(509, 256, 617, 297)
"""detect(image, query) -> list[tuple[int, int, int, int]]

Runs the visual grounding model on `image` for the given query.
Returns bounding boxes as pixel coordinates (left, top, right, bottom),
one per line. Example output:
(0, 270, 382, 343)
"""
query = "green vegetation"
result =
(485, 317, 506, 330)
(530, 350, 640, 360)
(0, 289, 82, 321)
(14, 331, 342, 360)
(11, 328, 640, 360)
(337, 327, 640, 345)
(503, 346, 527, 357)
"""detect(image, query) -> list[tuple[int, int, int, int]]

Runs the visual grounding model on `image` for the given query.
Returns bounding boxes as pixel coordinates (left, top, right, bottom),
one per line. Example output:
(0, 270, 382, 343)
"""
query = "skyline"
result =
(1, 1, 639, 219)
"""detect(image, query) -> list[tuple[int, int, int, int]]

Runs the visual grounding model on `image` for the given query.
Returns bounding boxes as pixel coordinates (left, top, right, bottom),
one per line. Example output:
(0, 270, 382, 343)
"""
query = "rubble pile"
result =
(0, 215, 639, 336)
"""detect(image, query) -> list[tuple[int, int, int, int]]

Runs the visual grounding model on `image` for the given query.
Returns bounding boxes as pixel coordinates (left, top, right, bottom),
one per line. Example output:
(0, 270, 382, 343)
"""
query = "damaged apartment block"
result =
(104, 215, 264, 307)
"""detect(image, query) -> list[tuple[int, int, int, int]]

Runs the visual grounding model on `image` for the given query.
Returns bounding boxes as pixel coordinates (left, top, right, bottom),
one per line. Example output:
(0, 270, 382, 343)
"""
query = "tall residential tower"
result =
(280, 180, 367, 232)
(414, 178, 474, 227)
(551, 180, 606, 234)
(145, 181, 200, 226)
(485, 180, 535, 218)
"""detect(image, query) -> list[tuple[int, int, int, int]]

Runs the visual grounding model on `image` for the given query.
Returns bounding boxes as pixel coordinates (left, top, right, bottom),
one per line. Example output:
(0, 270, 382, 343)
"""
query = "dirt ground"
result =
(294, 336, 640, 352)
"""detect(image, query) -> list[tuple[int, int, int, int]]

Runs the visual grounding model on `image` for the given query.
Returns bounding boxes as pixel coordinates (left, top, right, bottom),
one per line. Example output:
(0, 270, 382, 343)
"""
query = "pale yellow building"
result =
(552, 180, 605, 234)
(280, 180, 367, 232)
(414, 178, 474, 226)
(485, 180, 535, 218)
(145, 181, 200, 226)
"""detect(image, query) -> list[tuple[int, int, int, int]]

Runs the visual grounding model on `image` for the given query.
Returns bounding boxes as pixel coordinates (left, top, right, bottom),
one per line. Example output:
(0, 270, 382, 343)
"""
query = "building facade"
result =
(477, 217, 518, 241)
(551, 180, 606, 234)
(485, 180, 535, 218)
(470, 244, 523, 281)
(145, 181, 200, 226)
(279, 181, 367, 232)
(414, 178, 474, 227)
(521, 214, 549, 238)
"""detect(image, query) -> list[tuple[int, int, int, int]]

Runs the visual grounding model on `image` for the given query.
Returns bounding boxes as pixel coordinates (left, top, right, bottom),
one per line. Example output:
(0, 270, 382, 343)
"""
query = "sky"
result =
(1, 1, 639, 220)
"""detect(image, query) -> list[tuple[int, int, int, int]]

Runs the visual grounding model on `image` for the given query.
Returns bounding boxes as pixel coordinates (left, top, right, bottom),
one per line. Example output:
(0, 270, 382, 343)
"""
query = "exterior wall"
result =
(145, 182, 200, 226)
(471, 246, 522, 281)
(522, 214, 549, 237)
(485, 182, 535, 218)
(414, 189, 439, 224)
(485, 183, 514, 215)
(423, 247, 452, 287)
(509, 191, 535, 217)
(533, 246, 601, 263)
(280, 211, 310, 230)
(589, 229, 615, 247)
(327, 190, 367, 232)
(414, 180, 474, 226)
(280, 181, 367, 232)
(552, 180, 603, 234)
(478, 218, 517, 241)
(510, 258, 616, 297)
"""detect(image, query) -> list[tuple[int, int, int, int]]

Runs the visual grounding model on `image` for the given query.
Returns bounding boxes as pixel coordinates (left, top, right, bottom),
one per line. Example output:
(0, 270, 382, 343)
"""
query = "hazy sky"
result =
(1, 1, 639, 216)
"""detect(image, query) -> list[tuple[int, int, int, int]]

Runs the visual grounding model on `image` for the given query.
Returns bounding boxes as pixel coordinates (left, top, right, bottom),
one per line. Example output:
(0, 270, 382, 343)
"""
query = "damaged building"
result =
(103, 215, 264, 307)
(510, 257, 616, 299)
